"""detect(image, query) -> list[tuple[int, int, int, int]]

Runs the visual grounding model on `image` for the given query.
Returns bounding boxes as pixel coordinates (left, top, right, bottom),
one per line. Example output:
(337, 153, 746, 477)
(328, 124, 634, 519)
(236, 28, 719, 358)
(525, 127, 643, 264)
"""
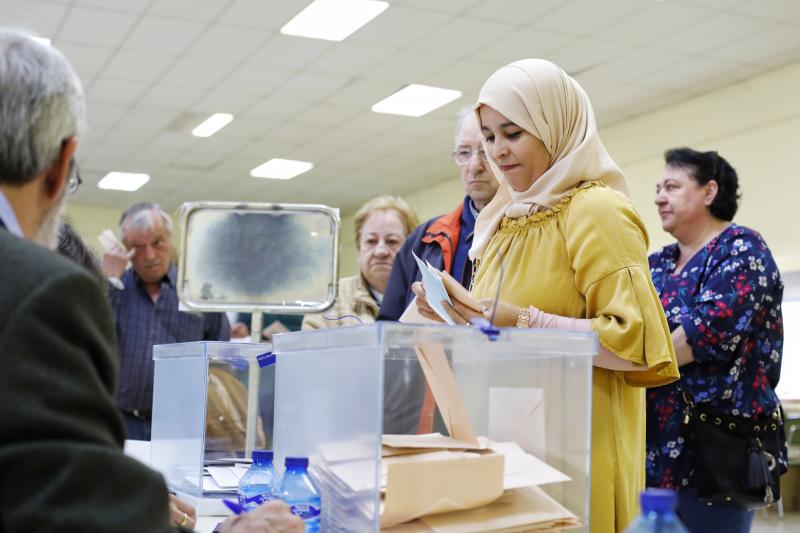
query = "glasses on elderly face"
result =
(451, 147, 488, 166)
(66, 161, 82, 195)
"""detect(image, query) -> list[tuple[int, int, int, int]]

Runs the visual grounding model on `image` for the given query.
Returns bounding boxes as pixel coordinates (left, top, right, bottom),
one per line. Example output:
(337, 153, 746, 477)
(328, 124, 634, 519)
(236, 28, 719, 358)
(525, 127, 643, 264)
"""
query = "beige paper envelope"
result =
(418, 485, 581, 532)
(380, 453, 505, 528)
(380, 451, 482, 488)
(414, 344, 478, 446)
(488, 387, 546, 458)
(438, 269, 483, 313)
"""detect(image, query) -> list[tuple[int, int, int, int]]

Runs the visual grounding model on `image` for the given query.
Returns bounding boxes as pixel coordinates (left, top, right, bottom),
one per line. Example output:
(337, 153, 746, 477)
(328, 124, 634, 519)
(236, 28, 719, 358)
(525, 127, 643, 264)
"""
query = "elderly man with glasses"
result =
(379, 108, 499, 323)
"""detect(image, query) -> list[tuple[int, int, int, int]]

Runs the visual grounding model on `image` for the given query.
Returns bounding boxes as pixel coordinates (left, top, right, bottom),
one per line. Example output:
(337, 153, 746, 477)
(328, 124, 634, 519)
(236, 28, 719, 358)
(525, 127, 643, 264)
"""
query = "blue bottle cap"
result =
(285, 456, 309, 468)
(252, 450, 273, 463)
(640, 489, 677, 514)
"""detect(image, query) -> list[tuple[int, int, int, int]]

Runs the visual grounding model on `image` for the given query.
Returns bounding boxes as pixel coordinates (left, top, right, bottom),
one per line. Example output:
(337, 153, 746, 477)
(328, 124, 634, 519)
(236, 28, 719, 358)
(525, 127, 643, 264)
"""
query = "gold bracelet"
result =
(515, 306, 531, 328)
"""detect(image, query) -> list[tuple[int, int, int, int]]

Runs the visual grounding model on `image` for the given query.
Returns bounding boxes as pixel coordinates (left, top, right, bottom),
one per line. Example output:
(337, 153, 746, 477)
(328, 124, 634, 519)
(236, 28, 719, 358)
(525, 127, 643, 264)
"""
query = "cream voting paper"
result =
(489, 387, 546, 459)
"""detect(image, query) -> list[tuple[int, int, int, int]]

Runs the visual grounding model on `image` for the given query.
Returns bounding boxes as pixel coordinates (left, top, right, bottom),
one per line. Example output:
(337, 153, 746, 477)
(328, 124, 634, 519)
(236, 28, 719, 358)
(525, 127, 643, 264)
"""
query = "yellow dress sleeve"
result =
(565, 184, 679, 387)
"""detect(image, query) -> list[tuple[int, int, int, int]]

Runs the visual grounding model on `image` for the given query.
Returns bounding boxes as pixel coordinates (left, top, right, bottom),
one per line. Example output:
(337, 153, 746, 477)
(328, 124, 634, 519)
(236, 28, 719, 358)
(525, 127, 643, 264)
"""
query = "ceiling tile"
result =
(54, 43, 115, 82)
(101, 50, 176, 83)
(411, 17, 515, 56)
(348, 5, 452, 47)
(85, 103, 129, 130)
(707, 23, 800, 65)
(466, 0, 564, 24)
(58, 6, 139, 47)
(87, 78, 150, 106)
(533, 0, 646, 36)
(397, 0, 480, 14)
(577, 48, 691, 86)
(75, 0, 150, 14)
(546, 38, 629, 74)
(603, 2, 714, 45)
(213, 63, 296, 96)
(294, 103, 364, 127)
(147, 0, 230, 22)
(269, 72, 351, 103)
(159, 57, 233, 89)
(306, 42, 396, 78)
(421, 58, 497, 95)
(124, 16, 206, 54)
(652, 12, 772, 54)
(245, 97, 312, 121)
(138, 84, 208, 110)
(471, 26, 575, 65)
(218, 0, 309, 31)
(189, 91, 261, 116)
(328, 79, 407, 109)
(0, 0, 69, 37)
(184, 25, 269, 62)
(364, 49, 457, 84)
(249, 34, 333, 69)
(638, 57, 749, 92)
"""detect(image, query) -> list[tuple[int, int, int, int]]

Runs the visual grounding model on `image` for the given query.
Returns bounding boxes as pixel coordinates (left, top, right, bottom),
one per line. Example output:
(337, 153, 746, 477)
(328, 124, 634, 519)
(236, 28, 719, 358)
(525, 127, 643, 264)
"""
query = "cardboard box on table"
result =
(271, 323, 595, 531)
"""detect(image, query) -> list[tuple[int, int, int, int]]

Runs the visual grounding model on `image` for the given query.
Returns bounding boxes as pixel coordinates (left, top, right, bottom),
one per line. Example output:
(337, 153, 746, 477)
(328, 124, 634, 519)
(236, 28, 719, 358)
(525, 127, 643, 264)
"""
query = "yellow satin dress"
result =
(471, 182, 679, 533)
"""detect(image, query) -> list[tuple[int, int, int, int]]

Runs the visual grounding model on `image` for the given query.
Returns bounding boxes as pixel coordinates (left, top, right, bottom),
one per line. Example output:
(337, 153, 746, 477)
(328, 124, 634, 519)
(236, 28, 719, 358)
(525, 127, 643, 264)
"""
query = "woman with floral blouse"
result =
(647, 147, 785, 532)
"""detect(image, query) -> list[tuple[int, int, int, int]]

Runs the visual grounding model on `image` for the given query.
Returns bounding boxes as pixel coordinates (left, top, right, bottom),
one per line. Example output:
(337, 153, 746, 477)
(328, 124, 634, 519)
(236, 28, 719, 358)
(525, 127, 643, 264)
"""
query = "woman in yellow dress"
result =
(413, 59, 680, 532)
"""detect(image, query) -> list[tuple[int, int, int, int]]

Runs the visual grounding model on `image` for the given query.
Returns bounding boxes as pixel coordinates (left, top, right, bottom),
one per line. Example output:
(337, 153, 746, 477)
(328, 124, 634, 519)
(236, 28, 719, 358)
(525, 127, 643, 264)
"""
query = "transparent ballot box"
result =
(271, 323, 595, 532)
(150, 341, 274, 501)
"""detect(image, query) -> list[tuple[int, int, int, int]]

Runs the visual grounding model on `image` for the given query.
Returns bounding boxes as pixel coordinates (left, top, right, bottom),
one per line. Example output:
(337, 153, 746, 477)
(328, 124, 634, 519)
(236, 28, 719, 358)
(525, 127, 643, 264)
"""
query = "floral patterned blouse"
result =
(645, 224, 785, 489)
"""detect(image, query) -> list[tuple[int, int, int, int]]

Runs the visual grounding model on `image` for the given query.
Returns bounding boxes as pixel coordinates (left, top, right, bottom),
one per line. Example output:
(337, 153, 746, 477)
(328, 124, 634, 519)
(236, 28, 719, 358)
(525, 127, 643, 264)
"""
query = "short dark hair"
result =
(664, 147, 740, 221)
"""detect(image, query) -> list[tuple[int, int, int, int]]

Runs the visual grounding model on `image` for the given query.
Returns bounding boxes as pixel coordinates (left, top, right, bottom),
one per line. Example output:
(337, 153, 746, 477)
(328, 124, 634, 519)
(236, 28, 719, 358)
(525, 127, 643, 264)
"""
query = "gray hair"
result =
(0, 29, 85, 185)
(453, 107, 475, 149)
(119, 202, 174, 241)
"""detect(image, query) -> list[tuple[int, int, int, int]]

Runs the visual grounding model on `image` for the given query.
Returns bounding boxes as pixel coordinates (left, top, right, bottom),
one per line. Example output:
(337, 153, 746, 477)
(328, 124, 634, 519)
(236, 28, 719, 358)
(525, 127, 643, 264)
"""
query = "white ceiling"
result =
(3, 0, 800, 213)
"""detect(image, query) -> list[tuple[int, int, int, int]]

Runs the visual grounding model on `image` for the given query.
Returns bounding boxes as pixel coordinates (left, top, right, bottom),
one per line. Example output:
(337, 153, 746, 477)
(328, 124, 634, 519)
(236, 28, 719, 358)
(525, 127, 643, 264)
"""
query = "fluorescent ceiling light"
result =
(32, 36, 51, 46)
(97, 172, 150, 191)
(281, 0, 389, 42)
(371, 84, 462, 117)
(250, 159, 313, 180)
(191, 113, 233, 137)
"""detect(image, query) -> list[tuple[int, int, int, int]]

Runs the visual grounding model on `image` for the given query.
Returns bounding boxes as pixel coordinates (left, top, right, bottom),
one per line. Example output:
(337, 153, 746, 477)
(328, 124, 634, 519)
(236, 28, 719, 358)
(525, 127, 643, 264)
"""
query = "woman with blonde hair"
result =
(414, 59, 680, 532)
(303, 195, 418, 329)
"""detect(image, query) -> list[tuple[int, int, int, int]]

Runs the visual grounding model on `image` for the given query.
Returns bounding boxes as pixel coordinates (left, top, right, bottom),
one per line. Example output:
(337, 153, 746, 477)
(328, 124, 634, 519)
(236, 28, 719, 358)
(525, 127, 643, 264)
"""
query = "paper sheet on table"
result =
(413, 251, 455, 324)
(206, 466, 243, 489)
(414, 343, 478, 446)
(380, 452, 505, 528)
(489, 387, 546, 458)
(123, 439, 151, 466)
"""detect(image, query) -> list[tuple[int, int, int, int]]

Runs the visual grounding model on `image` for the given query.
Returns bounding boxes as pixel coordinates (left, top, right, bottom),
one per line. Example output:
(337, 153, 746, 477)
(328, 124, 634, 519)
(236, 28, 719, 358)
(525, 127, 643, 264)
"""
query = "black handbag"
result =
(685, 396, 787, 510)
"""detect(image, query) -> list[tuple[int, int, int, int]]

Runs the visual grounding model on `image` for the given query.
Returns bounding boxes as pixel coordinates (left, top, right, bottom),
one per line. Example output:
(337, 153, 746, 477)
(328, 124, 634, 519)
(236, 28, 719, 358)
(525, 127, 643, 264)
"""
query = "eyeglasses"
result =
(66, 162, 82, 195)
(451, 148, 488, 166)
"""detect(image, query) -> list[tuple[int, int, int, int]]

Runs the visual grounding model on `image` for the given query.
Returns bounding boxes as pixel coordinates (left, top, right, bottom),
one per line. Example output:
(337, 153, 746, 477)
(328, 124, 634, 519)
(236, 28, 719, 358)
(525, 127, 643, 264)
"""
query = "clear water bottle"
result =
(277, 457, 321, 533)
(624, 489, 688, 533)
(237, 450, 278, 512)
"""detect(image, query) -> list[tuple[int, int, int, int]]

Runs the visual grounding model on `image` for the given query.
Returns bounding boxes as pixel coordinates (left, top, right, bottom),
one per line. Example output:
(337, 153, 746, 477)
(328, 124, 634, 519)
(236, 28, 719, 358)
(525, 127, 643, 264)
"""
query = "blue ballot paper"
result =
(413, 251, 456, 325)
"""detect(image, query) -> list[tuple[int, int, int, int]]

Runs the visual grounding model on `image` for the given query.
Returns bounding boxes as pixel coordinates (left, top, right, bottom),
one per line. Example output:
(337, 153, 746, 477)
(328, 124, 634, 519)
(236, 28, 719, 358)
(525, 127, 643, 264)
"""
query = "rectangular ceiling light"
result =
(250, 158, 313, 180)
(281, 0, 389, 42)
(191, 113, 233, 137)
(32, 36, 51, 46)
(371, 84, 462, 117)
(97, 172, 150, 191)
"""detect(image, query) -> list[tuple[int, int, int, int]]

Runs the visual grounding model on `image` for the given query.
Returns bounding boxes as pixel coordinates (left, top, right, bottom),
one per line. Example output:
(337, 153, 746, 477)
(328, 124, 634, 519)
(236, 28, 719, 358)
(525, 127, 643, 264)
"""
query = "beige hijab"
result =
(469, 59, 630, 260)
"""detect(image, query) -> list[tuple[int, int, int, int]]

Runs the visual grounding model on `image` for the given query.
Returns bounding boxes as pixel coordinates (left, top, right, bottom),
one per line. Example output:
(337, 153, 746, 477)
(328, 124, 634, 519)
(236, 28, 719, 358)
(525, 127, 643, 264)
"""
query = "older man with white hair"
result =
(0, 29, 300, 533)
(102, 202, 230, 441)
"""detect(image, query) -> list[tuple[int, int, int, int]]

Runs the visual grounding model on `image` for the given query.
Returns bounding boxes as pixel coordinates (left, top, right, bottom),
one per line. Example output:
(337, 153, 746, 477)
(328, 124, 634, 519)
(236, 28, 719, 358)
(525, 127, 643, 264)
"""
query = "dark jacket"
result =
(378, 200, 465, 321)
(0, 229, 185, 532)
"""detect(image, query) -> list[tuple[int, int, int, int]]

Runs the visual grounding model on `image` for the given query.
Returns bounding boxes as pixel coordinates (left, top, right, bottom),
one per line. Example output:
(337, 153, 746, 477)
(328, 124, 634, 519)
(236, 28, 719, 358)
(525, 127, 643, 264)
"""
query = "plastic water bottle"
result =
(624, 489, 688, 533)
(277, 457, 321, 533)
(237, 450, 278, 512)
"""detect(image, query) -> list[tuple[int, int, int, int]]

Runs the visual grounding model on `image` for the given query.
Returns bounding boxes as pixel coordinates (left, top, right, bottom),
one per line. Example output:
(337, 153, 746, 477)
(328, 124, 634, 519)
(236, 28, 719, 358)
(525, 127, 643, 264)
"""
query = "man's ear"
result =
(43, 136, 78, 200)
